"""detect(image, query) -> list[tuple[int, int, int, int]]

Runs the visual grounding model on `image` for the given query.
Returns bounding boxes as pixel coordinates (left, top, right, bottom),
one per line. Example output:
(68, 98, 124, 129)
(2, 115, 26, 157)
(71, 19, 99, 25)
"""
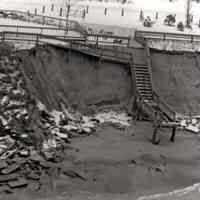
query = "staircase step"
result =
(140, 94, 153, 98)
(135, 72, 150, 75)
(139, 87, 152, 91)
(135, 65, 149, 68)
(140, 93, 153, 96)
(137, 83, 152, 86)
(136, 77, 151, 79)
(138, 89, 152, 92)
(134, 66, 149, 69)
(138, 91, 152, 94)
(137, 83, 152, 87)
(136, 81, 151, 84)
(135, 69, 149, 72)
(135, 75, 151, 80)
(136, 80, 151, 84)
(136, 77, 151, 81)
(136, 73, 151, 78)
(138, 87, 152, 91)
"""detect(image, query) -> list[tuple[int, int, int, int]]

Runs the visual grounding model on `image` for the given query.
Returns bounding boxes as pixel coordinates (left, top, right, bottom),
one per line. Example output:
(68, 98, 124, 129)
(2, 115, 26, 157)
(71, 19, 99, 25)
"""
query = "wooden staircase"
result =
(134, 63, 153, 101)
(130, 45, 176, 123)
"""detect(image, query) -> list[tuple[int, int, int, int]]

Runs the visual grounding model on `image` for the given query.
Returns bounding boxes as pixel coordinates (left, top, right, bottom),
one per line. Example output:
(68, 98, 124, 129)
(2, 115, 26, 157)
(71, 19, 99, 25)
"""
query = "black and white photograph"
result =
(0, 0, 199, 199)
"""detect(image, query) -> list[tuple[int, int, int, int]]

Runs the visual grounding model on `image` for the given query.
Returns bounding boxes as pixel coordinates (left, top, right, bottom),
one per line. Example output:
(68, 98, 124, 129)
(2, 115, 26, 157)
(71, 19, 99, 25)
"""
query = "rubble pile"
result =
(37, 101, 132, 139)
(0, 56, 29, 130)
(0, 54, 53, 192)
(0, 50, 132, 193)
(177, 115, 200, 133)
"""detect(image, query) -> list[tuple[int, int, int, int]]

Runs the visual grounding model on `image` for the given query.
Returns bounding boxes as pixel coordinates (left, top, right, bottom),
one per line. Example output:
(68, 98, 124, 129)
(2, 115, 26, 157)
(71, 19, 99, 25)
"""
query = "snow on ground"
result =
(2, 0, 200, 35)
(137, 183, 200, 200)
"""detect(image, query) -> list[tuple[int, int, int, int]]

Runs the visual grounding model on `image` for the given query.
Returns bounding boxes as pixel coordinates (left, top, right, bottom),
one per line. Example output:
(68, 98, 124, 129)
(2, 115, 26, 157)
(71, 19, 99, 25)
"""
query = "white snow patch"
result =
(137, 183, 200, 200)
(94, 111, 131, 126)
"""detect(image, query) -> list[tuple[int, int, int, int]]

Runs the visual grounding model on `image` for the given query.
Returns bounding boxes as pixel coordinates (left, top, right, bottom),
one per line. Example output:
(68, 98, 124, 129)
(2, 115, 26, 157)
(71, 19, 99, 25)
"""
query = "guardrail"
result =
(0, 25, 131, 48)
(0, 24, 68, 37)
(135, 30, 200, 43)
(70, 41, 132, 63)
(0, 31, 85, 44)
(0, 30, 132, 64)
(0, 10, 132, 45)
(86, 33, 131, 47)
(0, 9, 86, 35)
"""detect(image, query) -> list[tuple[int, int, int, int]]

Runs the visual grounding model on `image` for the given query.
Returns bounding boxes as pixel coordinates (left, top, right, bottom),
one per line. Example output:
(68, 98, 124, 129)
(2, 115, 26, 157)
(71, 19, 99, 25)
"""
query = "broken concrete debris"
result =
(8, 178, 28, 188)
(0, 50, 133, 193)
(176, 114, 200, 133)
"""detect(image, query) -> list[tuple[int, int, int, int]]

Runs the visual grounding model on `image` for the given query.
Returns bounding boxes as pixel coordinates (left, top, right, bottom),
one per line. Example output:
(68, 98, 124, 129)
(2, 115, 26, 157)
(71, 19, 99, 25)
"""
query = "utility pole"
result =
(66, 0, 71, 35)
(185, 0, 191, 27)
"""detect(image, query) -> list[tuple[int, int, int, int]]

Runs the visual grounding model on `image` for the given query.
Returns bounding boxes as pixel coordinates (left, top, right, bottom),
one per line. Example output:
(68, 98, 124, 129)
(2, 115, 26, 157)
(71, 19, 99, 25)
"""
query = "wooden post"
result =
(86, 5, 89, 14)
(60, 8, 63, 17)
(170, 126, 176, 142)
(104, 8, 107, 16)
(27, 10, 30, 22)
(152, 109, 161, 145)
(191, 35, 194, 43)
(40, 27, 43, 35)
(152, 125, 159, 144)
(36, 34, 39, 45)
(42, 6, 45, 14)
(163, 33, 166, 41)
(58, 19, 62, 28)
(2, 32, 5, 41)
(121, 8, 124, 16)
(82, 9, 86, 19)
(155, 12, 158, 20)
(35, 8, 37, 15)
(42, 16, 45, 25)
(127, 37, 131, 48)
(51, 4, 54, 12)
(96, 35, 99, 49)
(16, 25, 19, 37)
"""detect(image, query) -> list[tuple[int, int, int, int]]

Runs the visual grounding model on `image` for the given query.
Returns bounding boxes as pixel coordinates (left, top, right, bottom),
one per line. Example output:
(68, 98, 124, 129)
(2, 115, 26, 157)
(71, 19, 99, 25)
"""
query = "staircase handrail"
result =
(144, 42, 176, 122)
(152, 90, 176, 121)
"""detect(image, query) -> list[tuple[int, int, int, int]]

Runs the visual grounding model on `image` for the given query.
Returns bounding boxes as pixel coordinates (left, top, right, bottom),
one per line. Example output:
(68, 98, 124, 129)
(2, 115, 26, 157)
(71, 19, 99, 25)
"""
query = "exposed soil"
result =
(1, 44, 199, 200)
(17, 45, 133, 113)
(151, 50, 200, 115)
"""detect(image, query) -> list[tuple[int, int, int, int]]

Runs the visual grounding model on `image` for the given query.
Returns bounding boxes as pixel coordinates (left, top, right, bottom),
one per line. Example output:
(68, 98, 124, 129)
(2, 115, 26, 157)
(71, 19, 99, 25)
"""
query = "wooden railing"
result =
(130, 46, 176, 122)
(135, 30, 200, 43)
(152, 91, 176, 121)
(0, 25, 131, 47)
(0, 31, 85, 44)
(86, 33, 131, 47)
(70, 41, 132, 63)
(0, 30, 132, 65)
(0, 24, 68, 37)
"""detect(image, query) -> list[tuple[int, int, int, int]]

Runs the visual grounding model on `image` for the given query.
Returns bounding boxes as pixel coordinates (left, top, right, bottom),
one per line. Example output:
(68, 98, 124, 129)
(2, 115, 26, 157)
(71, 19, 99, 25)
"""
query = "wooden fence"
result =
(0, 25, 131, 48)
(0, 30, 132, 64)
